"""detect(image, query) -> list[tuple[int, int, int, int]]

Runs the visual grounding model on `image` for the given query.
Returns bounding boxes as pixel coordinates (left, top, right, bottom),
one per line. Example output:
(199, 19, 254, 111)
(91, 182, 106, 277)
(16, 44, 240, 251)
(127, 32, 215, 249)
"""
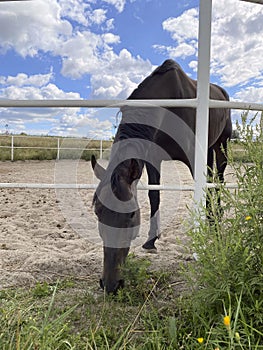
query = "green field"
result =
(0, 134, 254, 163)
(0, 135, 113, 161)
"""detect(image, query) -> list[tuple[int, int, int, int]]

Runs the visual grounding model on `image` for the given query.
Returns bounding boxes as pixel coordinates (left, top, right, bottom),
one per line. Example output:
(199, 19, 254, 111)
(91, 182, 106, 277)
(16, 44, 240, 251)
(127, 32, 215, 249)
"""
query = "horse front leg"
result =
(142, 162, 161, 252)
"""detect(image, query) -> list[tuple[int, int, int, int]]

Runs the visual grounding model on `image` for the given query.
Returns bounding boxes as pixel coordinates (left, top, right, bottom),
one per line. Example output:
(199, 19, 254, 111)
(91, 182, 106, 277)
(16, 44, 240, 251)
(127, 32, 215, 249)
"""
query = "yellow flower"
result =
(245, 215, 252, 221)
(235, 332, 241, 341)
(197, 337, 204, 344)
(215, 348, 220, 350)
(223, 315, 230, 327)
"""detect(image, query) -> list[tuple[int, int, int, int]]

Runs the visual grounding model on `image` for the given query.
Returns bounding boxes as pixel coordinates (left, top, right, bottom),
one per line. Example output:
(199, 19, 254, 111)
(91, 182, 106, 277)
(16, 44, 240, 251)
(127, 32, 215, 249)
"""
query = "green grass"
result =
(0, 261, 183, 350)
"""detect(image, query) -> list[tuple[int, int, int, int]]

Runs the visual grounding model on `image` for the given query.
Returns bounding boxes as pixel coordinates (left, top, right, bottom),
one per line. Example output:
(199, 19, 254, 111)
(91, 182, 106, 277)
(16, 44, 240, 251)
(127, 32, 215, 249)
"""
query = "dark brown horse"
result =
(92, 59, 232, 294)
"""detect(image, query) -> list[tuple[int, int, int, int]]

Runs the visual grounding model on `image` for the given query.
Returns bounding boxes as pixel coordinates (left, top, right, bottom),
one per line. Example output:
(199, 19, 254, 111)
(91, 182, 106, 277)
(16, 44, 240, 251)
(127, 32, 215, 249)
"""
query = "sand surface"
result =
(0, 159, 232, 290)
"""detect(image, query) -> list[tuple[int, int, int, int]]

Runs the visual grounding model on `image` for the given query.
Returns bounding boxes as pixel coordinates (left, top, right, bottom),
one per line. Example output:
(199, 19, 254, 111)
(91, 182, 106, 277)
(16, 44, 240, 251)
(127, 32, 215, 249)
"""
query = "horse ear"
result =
(91, 155, 106, 180)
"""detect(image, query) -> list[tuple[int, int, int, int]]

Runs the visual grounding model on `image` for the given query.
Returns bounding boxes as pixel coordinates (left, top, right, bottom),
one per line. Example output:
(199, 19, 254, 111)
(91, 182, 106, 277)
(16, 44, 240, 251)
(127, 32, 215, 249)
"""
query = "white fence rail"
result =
(0, 182, 238, 190)
(0, 98, 263, 111)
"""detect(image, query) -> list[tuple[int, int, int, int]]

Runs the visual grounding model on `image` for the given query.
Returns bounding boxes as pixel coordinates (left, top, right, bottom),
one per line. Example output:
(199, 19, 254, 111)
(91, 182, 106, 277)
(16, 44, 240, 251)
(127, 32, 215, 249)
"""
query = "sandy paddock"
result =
(0, 159, 232, 290)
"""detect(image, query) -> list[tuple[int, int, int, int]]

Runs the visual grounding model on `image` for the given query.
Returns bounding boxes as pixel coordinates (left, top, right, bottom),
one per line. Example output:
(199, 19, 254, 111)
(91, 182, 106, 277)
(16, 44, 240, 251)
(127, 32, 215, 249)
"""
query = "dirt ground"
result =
(0, 159, 232, 290)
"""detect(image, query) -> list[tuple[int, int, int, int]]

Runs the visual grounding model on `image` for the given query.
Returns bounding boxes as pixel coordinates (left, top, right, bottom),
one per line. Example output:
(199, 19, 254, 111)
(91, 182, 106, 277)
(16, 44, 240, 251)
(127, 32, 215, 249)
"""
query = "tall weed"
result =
(183, 112, 263, 348)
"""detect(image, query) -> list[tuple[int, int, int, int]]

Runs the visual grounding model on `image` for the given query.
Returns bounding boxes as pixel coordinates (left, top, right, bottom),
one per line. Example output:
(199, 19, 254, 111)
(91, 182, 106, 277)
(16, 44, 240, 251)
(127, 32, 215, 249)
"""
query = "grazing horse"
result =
(92, 59, 232, 294)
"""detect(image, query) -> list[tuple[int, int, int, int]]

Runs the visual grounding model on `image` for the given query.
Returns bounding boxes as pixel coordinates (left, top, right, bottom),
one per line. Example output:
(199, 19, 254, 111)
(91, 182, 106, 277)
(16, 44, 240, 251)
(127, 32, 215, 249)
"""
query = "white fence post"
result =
(100, 139, 103, 159)
(194, 0, 212, 208)
(57, 138, 60, 161)
(11, 135, 14, 161)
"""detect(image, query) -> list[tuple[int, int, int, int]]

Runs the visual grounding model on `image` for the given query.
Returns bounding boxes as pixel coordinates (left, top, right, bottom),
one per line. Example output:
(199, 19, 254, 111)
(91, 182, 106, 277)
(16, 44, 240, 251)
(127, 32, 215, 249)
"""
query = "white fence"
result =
(0, 134, 111, 161)
(0, 0, 263, 206)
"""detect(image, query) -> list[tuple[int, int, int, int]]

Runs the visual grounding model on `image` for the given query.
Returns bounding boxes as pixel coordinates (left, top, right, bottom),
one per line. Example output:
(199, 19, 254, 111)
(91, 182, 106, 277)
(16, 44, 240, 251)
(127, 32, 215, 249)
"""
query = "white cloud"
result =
(104, 18, 115, 31)
(50, 110, 113, 138)
(2, 72, 53, 88)
(0, 0, 117, 78)
(0, 0, 72, 57)
(0, 0, 153, 103)
(211, 0, 263, 88)
(159, 0, 263, 90)
(90, 49, 153, 99)
(0, 73, 80, 100)
(162, 8, 199, 43)
(102, 0, 126, 13)
(153, 43, 196, 59)
(91, 9, 107, 25)
(58, 31, 107, 78)
(0, 72, 83, 135)
(58, 0, 91, 26)
(0, 70, 124, 137)
(233, 85, 263, 104)
(188, 60, 198, 72)
(102, 33, 120, 44)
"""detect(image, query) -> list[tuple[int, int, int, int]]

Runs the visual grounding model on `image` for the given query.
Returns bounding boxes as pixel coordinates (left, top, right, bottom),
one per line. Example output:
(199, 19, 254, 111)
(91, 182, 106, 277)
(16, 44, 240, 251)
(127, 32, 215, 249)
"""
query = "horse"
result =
(92, 59, 232, 294)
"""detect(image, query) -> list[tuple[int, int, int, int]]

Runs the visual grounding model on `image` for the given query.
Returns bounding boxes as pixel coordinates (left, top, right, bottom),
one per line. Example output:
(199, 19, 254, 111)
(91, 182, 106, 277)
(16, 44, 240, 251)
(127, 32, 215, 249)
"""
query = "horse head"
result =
(91, 155, 143, 294)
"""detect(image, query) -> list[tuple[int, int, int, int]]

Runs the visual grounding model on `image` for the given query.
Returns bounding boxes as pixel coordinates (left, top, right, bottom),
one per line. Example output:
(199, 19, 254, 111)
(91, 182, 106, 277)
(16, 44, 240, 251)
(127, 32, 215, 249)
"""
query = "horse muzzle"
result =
(99, 278, 125, 294)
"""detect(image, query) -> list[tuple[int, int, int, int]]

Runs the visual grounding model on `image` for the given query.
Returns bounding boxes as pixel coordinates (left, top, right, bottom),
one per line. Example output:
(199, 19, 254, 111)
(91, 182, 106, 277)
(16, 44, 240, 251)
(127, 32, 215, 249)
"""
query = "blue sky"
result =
(0, 0, 262, 138)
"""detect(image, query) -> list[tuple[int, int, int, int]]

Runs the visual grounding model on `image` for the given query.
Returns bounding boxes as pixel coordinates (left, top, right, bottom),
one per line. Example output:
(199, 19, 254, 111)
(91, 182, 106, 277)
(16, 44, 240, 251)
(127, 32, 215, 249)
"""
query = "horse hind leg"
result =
(142, 162, 161, 252)
(215, 140, 228, 184)
(211, 139, 229, 221)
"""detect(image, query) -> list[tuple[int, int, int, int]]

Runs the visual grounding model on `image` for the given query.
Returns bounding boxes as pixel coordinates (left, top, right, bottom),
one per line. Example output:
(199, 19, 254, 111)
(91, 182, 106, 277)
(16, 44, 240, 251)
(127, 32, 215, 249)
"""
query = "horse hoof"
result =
(143, 247, 158, 254)
(142, 238, 158, 253)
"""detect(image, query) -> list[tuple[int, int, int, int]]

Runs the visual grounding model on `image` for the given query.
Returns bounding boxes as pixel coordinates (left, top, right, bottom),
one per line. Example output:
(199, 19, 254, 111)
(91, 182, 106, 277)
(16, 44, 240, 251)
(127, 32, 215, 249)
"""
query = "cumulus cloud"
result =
(0, 71, 119, 137)
(211, 0, 263, 88)
(0, 0, 72, 57)
(90, 49, 153, 99)
(91, 9, 108, 25)
(1, 72, 53, 88)
(233, 85, 263, 104)
(158, 0, 263, 91)
(102, 0, 126, 13)
(153, 43, 196, 59)
(50, 109, 113, 138)
(58, 0, 91, 26)
(0, 0, 118, 77)
(162, 8, 199, 43)
(0, 72, 79, 100)
(0, 72, 81, 134)
(102, 33, 120, 44)
(0, 0, 151, 85)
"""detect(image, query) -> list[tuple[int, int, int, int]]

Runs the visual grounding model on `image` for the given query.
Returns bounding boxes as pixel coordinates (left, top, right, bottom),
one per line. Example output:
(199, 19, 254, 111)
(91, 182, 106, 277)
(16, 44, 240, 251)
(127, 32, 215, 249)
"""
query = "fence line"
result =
(0, 182, 238, 190)
(1, 98, 263, 111)
(0, 135, 111, 161)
